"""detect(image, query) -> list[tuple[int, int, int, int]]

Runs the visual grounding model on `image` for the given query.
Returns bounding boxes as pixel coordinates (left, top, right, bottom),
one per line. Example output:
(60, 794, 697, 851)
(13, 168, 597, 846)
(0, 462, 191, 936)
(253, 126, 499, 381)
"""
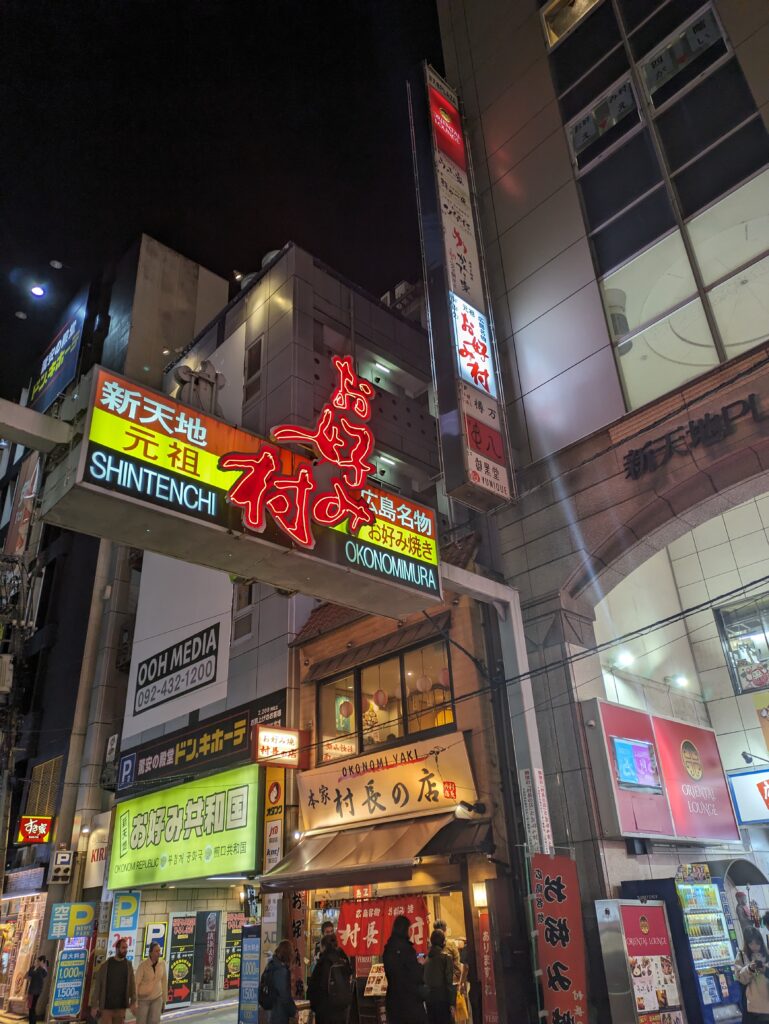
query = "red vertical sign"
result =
(478, 910, 498, 1024)
(290, 891, 308, 1001)
(531, 854, 588, 1024)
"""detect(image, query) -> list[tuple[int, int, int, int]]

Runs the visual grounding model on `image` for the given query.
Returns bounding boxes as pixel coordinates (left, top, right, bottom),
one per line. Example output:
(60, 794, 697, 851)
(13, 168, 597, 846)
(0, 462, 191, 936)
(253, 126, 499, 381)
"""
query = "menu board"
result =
(620, 905, 683, 1019)
(167, 913, 196, 1007)
(364, 963, 388, 998)
(225, 912, 245, 990)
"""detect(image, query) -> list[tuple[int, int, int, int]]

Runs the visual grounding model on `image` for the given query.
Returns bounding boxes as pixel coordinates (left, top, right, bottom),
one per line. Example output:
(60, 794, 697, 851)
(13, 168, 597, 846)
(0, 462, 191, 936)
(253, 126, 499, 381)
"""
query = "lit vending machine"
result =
(620, 876, 741, 1024)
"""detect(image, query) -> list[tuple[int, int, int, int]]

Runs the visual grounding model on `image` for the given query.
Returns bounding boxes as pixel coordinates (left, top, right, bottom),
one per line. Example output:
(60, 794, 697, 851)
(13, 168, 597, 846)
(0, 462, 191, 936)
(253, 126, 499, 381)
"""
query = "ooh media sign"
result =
(44, 361, 439, 614)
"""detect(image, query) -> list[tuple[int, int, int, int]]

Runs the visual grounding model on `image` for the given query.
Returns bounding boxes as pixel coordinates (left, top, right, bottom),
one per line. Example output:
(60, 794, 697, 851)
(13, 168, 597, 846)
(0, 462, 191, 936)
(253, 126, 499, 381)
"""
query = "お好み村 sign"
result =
(108, 765, 262, 887)
(43, 362, 440, 615)
(253, 726, 308, 769)
(297, 733, 477, 832)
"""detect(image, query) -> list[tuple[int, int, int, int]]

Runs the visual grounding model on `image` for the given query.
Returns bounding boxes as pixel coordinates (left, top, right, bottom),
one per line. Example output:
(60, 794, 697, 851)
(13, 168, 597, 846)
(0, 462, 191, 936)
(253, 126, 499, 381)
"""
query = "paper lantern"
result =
(438, 668, 450, 688)
(416, 675, 432, 694)
(339, 700, 353, 719)
(373, 689, 388, 709)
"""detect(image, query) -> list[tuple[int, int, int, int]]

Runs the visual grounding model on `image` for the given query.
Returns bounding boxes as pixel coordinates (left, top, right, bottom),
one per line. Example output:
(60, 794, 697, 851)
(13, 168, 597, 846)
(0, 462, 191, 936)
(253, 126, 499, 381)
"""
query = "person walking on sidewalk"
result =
(134, 941, 167, 1024)
(90, 938, 138, 1024)
(423, 930, 456, 1024)
(25, 955, 48, 1024)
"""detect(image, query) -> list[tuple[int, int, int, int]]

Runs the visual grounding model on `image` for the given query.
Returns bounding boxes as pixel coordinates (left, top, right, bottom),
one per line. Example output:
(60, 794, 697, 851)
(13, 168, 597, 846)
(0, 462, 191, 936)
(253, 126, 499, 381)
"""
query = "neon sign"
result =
(220, 356, 378, 550)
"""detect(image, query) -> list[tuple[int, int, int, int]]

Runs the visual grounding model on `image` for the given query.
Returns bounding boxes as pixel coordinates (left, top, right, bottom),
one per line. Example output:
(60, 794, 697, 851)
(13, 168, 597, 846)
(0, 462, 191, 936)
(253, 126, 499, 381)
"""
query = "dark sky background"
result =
(0, 1, 443, 400)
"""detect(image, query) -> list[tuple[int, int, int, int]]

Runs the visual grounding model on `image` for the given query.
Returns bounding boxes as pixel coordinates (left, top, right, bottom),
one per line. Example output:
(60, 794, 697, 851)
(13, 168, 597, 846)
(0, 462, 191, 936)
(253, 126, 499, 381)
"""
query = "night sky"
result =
(0, 1, 443, 401)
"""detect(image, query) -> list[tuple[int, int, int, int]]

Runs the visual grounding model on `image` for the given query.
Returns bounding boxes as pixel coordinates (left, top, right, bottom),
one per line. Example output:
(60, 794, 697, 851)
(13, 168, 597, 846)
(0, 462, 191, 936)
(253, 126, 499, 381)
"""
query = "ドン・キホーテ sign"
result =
(42, 361, 440, 615)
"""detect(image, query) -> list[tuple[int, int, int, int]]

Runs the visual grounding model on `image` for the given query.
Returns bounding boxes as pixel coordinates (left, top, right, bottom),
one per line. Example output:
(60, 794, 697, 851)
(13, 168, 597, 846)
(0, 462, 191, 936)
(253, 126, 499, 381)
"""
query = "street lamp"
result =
(30, 285, 45, 298)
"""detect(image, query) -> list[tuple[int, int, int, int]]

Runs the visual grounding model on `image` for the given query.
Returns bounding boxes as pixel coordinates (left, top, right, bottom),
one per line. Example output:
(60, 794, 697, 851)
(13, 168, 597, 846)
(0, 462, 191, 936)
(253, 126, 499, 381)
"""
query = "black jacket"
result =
(26, 967, 46, 997)
(383, 935, 427, 1024)
(307, 948, 352, 1024)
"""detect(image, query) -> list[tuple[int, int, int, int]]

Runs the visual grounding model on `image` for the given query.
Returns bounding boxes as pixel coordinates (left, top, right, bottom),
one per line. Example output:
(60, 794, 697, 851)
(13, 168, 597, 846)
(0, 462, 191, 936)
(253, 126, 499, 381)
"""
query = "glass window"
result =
(580, 130, 662, 230)
(559, 47, 630, 123)
(404, 641, 454, 733)
(615, 297, 718, 409)
(714, 594, 769, 693)
(319, 674, 358, 762)
(601, 230, 697, 338)
(709, 253, 769, 358)
(674, 119, 769, 219)
(629, 0, 711, 61)
(688, 167, 769, 286)
(592, 186, 676, 276)
(244, 337, 263, 403)
(542, 0, 605, 48)
(361, 657, 404, 749)
(568, 79, 640, 171)
(641, 8, 727, 108)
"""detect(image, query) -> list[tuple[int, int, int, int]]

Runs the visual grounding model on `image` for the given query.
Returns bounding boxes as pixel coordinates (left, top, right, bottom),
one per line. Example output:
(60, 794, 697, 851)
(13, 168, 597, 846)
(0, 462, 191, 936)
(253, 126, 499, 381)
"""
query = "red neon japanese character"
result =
(330, 355, 375, 418)
(313, 478, 375, 531)
(219, 449, 315, 549)
(271, 407, 374, 488)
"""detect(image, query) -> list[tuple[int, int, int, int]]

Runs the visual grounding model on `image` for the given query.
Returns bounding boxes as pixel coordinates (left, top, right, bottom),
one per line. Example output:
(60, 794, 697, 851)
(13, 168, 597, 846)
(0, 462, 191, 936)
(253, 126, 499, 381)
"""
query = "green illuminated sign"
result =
(108, 764, 262, 888)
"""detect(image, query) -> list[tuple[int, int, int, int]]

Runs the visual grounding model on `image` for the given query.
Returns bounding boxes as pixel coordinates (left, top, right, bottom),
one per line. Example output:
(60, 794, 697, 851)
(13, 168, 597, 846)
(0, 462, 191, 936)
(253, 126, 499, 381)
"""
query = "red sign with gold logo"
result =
(531, 854, 588, 1024)
(16, 815, 53, 844)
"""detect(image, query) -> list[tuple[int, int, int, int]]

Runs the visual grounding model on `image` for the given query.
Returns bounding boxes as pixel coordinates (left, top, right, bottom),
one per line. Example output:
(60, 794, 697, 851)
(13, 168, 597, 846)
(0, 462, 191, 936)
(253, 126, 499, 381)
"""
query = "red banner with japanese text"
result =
(478, 910, 498, 1024)
(337, 897, 429, 958)
(531, 854, 587, 1024)
(289, 891, 308, 1001)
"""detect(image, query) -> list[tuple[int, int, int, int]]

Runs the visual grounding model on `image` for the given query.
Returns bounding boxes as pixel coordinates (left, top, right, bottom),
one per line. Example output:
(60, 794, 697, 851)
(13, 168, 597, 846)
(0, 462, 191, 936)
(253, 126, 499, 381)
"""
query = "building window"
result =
(542, 0, 605, 49)
(715, 593, 769, 694)
(568, 78, 640, 171)
(25, 756, 62, 817)
(232, 582, 253, 642)
(641, 7, 727, 109)
(244, 336, 263, 404)
(709, 253, 769, 358)
(316, 641, 455, 764)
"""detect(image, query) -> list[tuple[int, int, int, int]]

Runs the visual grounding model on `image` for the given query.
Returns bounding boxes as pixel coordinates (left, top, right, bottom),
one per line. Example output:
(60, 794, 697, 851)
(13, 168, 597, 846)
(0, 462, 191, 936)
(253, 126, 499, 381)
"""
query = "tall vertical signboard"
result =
(409, 64, 513, 511)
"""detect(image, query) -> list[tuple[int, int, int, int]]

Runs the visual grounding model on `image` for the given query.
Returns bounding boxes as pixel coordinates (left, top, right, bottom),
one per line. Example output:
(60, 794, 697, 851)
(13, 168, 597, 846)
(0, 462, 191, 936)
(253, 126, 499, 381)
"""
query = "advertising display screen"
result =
(611, 737, 663, 792)
(108, 764, 262, 887)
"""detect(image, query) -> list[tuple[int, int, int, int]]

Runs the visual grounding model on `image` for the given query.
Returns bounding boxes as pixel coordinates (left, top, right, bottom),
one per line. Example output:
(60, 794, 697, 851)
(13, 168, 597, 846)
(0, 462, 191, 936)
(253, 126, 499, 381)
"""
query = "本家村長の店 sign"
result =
(108, 764, 262, 887)
(16, 815, 53, 844)
(531, 854, 588, 1024)
(337, 896, 429, 957)
(409, 65, 512, 511)
(28, 311, 84, 412)
(297, 734, 477, 832)
(253, 725, 309, 769)
(43, 360, 439, 614)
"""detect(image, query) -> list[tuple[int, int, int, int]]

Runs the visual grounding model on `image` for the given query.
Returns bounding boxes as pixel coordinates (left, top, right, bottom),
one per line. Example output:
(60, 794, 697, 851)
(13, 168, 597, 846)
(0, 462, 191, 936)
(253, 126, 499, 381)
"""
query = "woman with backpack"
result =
(308, 933, 353, 1024)
(261, 941, 298, 1024)
(736, 925, 769, 1023)
(423, 930, 456, 1024)
(383, 915, 427, 1024)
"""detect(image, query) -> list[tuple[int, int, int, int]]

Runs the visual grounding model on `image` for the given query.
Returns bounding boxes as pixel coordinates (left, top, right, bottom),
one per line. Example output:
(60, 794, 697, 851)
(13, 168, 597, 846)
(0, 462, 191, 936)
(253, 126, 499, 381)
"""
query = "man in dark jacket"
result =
(423, 930, 456, 1024)
(90, 938, 138, 1023)
(308, 933, 353, 1024)
(383, 916, 427, 1024)
(26, 956, 48, 1024)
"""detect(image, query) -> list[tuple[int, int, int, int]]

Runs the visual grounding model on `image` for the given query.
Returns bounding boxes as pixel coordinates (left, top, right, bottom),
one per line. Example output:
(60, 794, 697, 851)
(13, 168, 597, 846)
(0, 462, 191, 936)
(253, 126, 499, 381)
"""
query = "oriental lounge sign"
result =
(42, 360, 440, 616)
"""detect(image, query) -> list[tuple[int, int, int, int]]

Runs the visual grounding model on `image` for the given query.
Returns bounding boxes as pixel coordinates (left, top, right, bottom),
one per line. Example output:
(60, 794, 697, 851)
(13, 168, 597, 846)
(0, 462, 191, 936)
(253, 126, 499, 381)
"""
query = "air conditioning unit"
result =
(0, 655, 13, 695)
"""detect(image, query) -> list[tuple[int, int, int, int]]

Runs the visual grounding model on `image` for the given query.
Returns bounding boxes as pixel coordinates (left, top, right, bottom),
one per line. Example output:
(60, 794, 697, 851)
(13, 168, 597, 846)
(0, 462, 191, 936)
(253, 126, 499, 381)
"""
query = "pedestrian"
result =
(263, 940, 297, 1024)
(434, 921, 463, 991)
(735, 925, 769, 1023)
(313, 920, 337, 966)
(737, 892, 755, 936)
(308, 933, 353, 1024)
(89, 938, 138, 1024)
(423, 930, 456, 1024)
(383, 915, 427, 1024)
(134, 941, 168, 1024)
(25, 955, 47, 1024)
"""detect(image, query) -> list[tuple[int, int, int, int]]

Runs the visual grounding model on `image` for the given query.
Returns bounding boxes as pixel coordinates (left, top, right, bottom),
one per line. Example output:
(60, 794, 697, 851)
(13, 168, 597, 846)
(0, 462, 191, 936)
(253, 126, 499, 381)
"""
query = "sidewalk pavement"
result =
(0, 999, 240, 1023)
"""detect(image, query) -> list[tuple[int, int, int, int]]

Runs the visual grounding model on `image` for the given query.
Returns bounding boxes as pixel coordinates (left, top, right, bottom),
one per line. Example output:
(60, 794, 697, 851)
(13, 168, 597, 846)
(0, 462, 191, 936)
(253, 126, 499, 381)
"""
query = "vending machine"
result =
(621, 875, 742, 1024)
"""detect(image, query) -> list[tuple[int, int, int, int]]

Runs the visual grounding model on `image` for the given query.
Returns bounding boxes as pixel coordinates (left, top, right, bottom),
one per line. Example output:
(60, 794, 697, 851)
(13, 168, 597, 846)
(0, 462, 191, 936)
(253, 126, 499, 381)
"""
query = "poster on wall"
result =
(108, 892, 141, 961)
(619, 904, 684, 1020)
(168, 914, 196, 1007)
(194, 910, 220, 988)
(531, 855, 588, 1024)
(50, 947, 88, 1018)
(225, 912, 245, 990)
(3, 453, 41, 556)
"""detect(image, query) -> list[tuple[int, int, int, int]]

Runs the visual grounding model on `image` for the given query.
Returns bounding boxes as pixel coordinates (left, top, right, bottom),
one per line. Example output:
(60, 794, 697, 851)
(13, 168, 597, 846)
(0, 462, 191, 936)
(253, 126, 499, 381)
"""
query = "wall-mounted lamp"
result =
(664, 675, 688, 688)
(472, 881, 488, 908)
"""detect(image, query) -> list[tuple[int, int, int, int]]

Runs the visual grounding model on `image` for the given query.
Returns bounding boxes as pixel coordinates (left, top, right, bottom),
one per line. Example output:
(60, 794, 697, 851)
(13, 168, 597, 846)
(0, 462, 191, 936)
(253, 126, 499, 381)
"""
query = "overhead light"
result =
(293, 831, 303, 841)
(81, 826, 91, 835)
(162, 347, 171, 356)
(375, 362, 391, 374)
(49, 260, 63, 270)
(234, 270, 243, 281)
(168, 885, 176, 889)
(379, 455, 395, 466)
(472, 881, 488, 908)
(616, 651, 635, 668)
(207, 876, 248, 881)
(14, 311, 27, 320)
(675, 675, 688, 687)
(30, 285, 45, 297)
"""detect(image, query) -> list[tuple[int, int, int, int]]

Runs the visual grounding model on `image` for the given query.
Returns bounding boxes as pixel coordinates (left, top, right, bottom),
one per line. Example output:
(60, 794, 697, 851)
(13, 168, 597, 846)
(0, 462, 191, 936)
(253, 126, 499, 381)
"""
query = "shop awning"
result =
(420, 819, 494, 858)
(260, 813, 455, 892)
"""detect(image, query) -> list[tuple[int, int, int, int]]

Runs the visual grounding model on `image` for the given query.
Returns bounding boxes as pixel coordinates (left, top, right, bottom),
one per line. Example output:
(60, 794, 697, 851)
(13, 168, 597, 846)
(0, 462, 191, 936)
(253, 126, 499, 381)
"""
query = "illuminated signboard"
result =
(29, 312, 84, 412)
(108, 764, 262, 887)
(253, 725, 309, 770)
(43, 361, 440, 615)
(409, 65, 513, 510)
(16, 815, 53, 844)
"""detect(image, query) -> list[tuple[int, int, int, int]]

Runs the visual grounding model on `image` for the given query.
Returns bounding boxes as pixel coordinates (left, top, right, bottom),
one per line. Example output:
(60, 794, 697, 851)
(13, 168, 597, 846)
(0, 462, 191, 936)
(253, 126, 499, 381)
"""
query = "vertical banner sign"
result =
(194, 911, 220, 988)
(50, 947, 88, 1019)
(478, 910, 498, 1024)
(531, 855, 588, 1024)
(238, 925, 261, 1024)
(619, 904, 684, 1021)
(290, 892, 308, 1001)
(408, 64, 513, 511)
(168, 914, 196, 1007)
(225, 913, 245, 990)
(262, 766, 285, 976)
(108, 892, 141, 961)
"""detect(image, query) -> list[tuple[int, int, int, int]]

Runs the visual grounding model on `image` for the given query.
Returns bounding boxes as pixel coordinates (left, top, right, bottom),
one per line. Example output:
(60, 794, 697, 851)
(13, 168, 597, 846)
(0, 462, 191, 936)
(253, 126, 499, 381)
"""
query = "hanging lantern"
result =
(339, 700, 353, 719)
(416, 675, 432, 694)
(438, 667, 450, 688)
(373, 689, 388, 709)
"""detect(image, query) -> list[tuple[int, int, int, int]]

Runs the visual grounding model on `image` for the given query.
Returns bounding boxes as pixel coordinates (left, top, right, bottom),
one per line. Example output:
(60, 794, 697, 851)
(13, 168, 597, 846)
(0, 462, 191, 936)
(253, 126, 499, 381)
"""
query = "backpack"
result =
(327, 958, 353, 1009)
(259, 962, 276, 1010)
